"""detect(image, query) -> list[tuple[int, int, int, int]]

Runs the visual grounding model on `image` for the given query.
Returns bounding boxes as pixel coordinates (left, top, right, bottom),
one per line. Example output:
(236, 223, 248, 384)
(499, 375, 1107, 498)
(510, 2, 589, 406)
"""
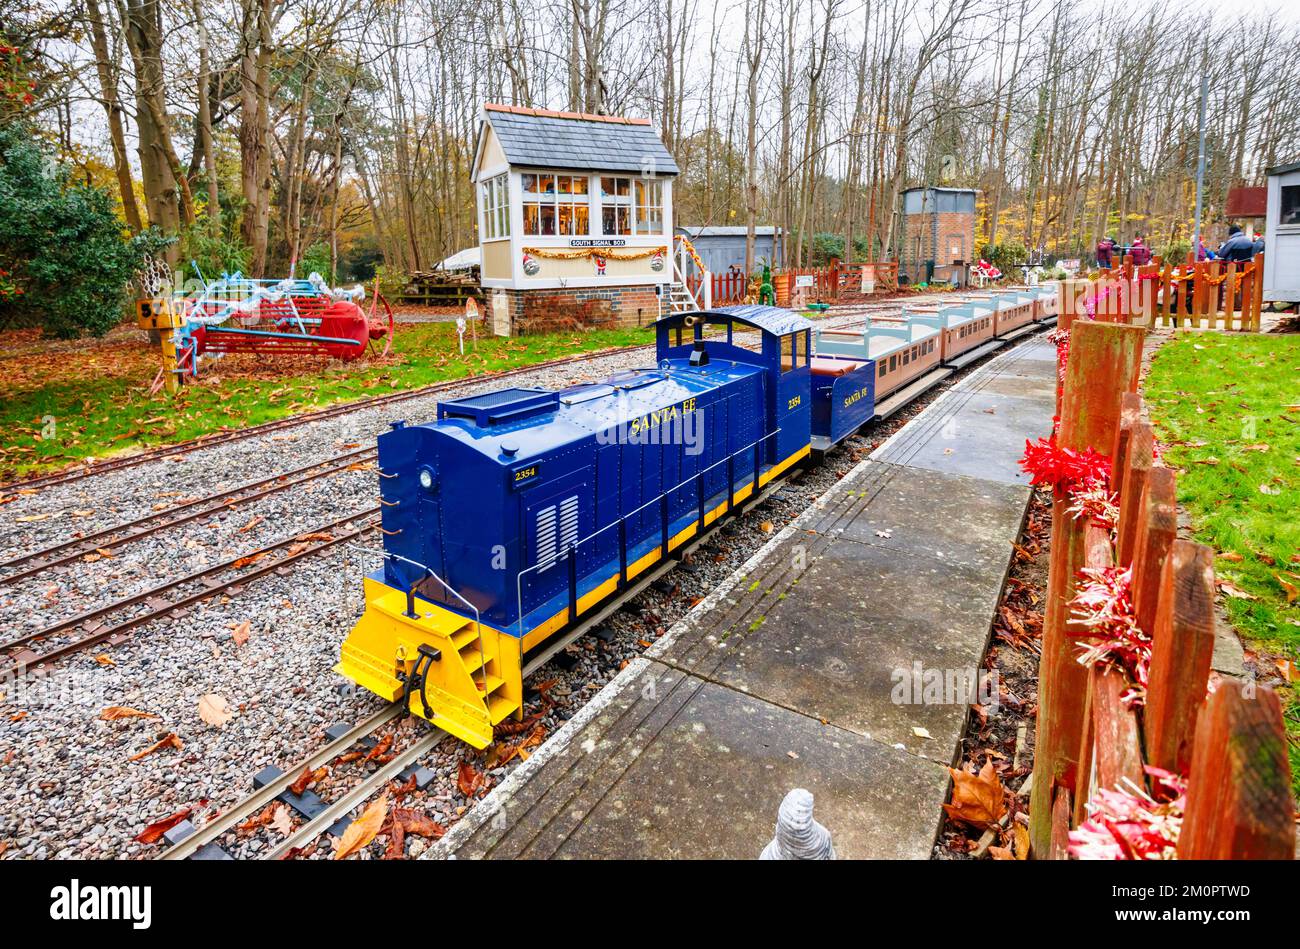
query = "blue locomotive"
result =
(339, 306, 824, 746)
(336, 296, 1052, 746)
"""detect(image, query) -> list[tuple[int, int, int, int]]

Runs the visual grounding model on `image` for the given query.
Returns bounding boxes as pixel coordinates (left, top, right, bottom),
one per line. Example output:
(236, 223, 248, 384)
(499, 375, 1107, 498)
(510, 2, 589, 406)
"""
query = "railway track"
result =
(156, 464, 803, 861)
(0, 344, 654, 494)
(156, 542, 695, 861)
(0, 505, 380, 676)
(153, 322, 1045, 862)
(0, 447, 376, 585)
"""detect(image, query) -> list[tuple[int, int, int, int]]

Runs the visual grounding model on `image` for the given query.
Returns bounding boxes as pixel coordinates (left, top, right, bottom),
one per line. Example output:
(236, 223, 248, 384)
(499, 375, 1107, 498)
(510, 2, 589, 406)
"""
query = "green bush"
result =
(980, 241, 1029, 274)
(0, 123, 158, 338)
(178, 220, 250, 281)
(297, 241, 333, 283)
(1164, 238, 1192, 265)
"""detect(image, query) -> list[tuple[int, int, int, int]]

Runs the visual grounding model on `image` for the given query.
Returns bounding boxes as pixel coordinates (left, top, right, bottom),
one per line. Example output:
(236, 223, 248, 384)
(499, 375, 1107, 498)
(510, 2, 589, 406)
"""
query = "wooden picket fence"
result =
(685, 270, 750, 306)
(1028, 317, 1295, 859)
(685, 260, 904, 308)
(783, 264, 842, 301)
(1098, 255, 1265, 331)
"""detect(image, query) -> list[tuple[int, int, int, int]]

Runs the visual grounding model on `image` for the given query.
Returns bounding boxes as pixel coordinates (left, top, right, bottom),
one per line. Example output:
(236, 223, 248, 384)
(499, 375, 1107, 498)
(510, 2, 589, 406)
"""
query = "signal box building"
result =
(471, 104, 680, 334)
(901, 187, 978, 287)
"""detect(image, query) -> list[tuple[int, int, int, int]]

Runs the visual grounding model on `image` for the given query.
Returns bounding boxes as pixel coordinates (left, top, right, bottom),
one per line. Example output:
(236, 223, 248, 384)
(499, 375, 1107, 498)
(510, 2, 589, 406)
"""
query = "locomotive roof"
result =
(431, 360, 765, 464)
(656, 305, 813, 337)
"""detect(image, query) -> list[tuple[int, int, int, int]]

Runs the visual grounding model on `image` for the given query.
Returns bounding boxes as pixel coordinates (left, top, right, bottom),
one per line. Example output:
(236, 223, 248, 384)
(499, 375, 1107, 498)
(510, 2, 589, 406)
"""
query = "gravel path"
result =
(0, 295, 978, 861)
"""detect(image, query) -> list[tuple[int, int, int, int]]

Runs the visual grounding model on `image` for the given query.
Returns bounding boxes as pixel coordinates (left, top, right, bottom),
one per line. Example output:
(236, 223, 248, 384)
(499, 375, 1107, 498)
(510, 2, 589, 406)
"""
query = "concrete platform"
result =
(433, 335, 1057, 860)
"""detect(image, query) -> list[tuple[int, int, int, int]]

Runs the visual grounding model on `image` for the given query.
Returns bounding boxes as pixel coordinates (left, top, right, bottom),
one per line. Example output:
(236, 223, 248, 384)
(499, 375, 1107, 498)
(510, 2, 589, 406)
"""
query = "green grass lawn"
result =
(1144, 332, 1300, 793)
(0, 321, 655, 480)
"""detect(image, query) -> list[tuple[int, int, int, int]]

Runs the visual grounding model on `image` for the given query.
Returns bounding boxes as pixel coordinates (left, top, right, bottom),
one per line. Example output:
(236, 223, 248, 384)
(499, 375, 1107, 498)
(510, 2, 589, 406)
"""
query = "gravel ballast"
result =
(0, 300, 1017, 860)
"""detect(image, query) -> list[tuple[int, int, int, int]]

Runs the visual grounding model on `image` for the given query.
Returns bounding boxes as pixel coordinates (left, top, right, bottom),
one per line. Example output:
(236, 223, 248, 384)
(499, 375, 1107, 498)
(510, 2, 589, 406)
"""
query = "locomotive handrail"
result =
(512, 425, 785, 641)
(378, 549, 488, 693)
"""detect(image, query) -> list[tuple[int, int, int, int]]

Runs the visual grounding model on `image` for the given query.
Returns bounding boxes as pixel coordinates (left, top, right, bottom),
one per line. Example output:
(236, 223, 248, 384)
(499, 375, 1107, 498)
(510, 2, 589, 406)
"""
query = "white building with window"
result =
(471, 104, 681, 334)
(1263, 159, 1300, 304)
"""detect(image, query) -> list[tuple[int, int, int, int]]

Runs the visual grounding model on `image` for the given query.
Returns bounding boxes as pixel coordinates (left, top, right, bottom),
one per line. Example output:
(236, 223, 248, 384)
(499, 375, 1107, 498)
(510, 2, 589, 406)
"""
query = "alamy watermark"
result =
(595, 399, 704, 456)
(891, 662, 999, 710)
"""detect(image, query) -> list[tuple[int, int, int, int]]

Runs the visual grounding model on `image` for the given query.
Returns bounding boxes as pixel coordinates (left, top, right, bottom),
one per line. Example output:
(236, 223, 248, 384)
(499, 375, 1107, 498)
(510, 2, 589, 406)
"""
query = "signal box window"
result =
(523, 173, 590, 236)
(601, 177, 632, 235)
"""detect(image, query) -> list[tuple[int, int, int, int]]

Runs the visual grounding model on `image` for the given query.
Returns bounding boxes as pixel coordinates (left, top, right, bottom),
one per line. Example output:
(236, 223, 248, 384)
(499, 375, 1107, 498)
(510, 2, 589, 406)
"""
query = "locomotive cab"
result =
(655, 305, 812, 473)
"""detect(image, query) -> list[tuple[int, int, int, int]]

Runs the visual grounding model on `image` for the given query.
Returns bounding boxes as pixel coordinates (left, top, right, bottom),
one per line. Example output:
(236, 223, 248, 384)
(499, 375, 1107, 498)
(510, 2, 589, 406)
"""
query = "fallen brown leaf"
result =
(457, 761, 487, 798)
(394, 807, 446, 839)
(99, 706, 158, 721)
(197, 694, 234, 727)
(269, 804, 293, 836)
(333, 793, 389, 859)
(129, 732, 183, 761)
(134, 807, 193, 845)
(942, 761, 1006, 831)
(1275, 574, 1299, 605)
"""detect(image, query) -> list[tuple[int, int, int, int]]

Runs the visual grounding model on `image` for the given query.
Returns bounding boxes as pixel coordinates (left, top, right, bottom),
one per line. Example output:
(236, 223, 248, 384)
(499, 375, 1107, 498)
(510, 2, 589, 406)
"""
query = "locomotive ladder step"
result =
(450, 625, 481, 649)
(487, 693, 519, 725)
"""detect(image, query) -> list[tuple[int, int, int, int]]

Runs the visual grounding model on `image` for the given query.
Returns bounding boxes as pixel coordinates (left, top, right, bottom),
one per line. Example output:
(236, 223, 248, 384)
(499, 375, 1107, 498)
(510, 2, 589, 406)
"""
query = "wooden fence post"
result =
(1130, 467, 1177, 639)
(1117, 421, 1153, 569)
(1089, 666, 1146, 793)
(1029, 320, 1146, 857)
(1248, 253, 1258, 331)
(1144, 540, 1216, 774)
(1177, 682, 1295, 859)
(1071, 523, 1113, 823)
(1109, 393, 1143, 505)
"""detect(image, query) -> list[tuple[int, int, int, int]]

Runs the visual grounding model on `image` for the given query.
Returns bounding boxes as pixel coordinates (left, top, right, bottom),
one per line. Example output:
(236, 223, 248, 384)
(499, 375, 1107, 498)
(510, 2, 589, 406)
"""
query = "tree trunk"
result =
(85, 0, 143, 233)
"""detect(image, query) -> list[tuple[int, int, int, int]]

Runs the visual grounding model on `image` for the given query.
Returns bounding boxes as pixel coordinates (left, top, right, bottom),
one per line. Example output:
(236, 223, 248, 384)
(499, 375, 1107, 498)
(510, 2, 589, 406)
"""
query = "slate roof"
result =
(481, 104, 679, 176)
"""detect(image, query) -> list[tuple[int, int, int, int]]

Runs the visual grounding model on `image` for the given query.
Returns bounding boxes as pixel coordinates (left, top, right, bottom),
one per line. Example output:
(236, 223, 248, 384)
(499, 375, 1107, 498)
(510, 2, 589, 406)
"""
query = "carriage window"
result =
(889, 355, 897, 371)
(902, 350, 909, 366)
(781, 333, 794, 371)
(878, 361, 887, 378)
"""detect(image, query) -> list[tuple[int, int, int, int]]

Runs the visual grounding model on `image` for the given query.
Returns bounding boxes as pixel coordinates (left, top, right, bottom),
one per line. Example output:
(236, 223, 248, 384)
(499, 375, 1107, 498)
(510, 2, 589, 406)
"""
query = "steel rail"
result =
(158, 704, 404, 860)
(262, 732, 446, 860)
(0, 447, 375, 584)
(0, 507, 381, 673)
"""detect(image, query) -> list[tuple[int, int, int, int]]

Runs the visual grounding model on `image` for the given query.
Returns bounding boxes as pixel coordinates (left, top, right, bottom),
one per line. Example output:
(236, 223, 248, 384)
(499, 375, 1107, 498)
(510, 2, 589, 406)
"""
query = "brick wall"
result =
(902, 210, 975, 282)
(493, 285, 663, 335)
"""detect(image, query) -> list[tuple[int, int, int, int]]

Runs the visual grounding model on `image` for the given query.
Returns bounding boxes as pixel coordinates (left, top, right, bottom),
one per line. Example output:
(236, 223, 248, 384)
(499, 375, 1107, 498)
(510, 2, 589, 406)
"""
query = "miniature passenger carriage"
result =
(336, 288, 1061, 748)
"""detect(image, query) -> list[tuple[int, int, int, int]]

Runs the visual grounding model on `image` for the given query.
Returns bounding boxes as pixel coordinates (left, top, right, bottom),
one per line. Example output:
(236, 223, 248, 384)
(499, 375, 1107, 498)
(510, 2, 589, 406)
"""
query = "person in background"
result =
(1196, 237, 1215, 262)
(1251, 235, 1265, 258)
(1130, 234, 1152, 265)
(1217, 224, 1255, 262)
(1095, 235, 1114, 269)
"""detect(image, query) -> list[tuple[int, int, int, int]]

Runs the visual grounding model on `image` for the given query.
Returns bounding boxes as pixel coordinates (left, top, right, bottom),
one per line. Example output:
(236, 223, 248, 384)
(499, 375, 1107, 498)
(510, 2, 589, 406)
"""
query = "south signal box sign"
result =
(569, 239, 628, 247)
